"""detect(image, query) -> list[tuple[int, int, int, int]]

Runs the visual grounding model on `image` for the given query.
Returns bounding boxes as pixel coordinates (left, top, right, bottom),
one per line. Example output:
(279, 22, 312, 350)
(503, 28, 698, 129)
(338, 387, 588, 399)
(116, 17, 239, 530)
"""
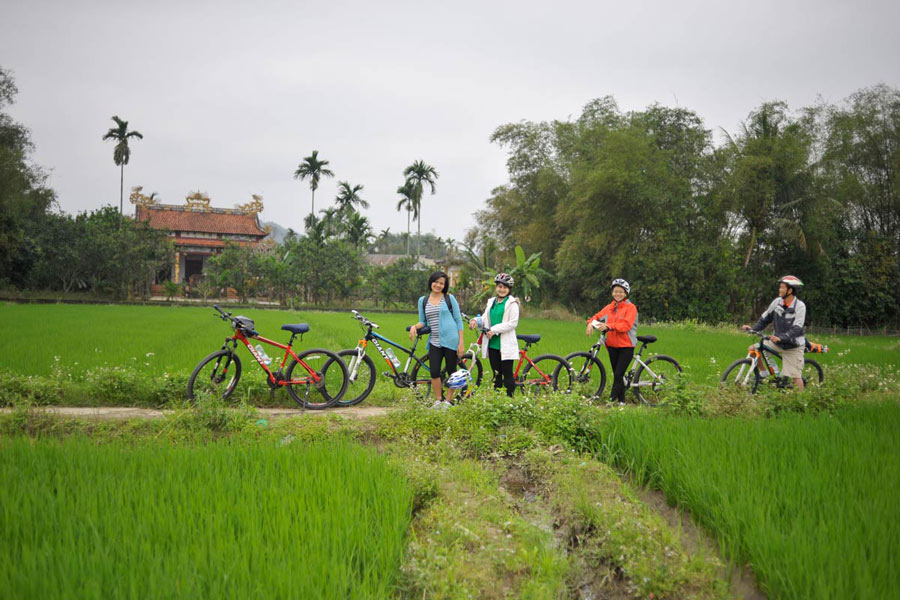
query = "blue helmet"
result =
(446, 369, 471, 389)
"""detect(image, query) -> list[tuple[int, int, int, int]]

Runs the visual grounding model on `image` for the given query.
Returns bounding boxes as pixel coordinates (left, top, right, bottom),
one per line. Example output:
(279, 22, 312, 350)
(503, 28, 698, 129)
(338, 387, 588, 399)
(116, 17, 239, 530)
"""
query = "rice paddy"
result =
(0, 436, 413, 599)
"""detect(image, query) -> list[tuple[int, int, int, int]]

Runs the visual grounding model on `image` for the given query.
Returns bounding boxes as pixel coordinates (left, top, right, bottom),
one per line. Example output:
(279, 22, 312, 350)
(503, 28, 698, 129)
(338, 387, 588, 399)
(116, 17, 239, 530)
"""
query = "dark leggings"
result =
(488, 347, 516, 397)
(428, 344, 458, 379)
(607, 346, 635, 403)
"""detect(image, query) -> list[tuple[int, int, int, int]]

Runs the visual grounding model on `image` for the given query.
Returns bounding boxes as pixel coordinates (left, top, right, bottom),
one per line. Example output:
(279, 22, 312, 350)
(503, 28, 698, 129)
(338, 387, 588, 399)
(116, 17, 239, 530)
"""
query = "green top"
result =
(488, 296, 507, 350)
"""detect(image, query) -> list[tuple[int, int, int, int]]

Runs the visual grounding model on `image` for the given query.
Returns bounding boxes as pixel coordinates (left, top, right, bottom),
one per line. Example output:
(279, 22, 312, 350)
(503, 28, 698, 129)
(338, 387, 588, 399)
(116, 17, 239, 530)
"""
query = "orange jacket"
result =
(587, 300, 638, 348)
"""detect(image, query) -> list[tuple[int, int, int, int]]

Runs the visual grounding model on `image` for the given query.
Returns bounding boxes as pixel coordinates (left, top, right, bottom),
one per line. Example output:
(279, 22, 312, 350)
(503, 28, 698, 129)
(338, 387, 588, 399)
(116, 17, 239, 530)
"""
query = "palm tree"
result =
(345, 210, 374, 249)
(293, 150, 334, 221)
(102, 116, 143, 214)
(334, 181, 368, 216)
(402, 160, 439, 257)
(395, 181, 418, 255)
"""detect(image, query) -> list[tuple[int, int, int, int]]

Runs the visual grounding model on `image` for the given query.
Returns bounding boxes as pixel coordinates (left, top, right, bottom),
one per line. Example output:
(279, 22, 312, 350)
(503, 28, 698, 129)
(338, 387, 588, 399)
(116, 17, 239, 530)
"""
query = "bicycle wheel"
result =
(520, 354, 573, 395)
(720, 358, 758, 390)
(186, 349, 242, 401)
(802, 358, 824, 387)
(410, 354, 435, 398)
(562, 351, 607, 400)
(447, 351, 483, 399)
(285, 348, 349, 409)
(633, 355, 683, 406)
(336, 349, 376, 407)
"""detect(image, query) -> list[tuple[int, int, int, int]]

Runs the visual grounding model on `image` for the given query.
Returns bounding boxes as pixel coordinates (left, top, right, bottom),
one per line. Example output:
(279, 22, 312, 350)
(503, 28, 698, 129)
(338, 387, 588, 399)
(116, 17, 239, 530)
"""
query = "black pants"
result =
(488, 347, 515, 397)
(607, 346, 634, 403)
(428, 344, 458, 379)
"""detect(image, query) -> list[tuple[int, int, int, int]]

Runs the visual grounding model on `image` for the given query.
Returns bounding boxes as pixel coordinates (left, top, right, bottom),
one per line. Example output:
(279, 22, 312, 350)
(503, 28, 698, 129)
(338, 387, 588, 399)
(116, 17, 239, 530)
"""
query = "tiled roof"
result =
(137, 205, 268, 237)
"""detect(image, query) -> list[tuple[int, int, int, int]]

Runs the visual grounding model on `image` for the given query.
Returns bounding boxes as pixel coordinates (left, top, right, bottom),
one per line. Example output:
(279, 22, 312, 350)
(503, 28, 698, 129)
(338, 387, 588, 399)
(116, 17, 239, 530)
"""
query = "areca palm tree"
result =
(102, 116, 143, 214)
(402, 160, 439, 257)
(345, 210, 374, 248)
(395, 181, 418, 255)
(293, 150, 334, 221)
(334, 181, 368, 216)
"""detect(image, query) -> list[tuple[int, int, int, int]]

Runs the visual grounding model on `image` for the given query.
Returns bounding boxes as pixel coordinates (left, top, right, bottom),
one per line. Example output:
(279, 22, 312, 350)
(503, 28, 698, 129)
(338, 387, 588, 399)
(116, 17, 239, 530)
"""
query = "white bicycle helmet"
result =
(494, 272, 515, 288)
(446, 369, 472, 389)
(611, 278, 630, 295)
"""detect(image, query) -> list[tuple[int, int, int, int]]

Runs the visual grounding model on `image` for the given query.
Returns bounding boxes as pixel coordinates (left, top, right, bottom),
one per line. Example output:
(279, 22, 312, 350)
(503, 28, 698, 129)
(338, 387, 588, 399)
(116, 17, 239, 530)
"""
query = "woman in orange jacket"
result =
(585, 278, 638, 405)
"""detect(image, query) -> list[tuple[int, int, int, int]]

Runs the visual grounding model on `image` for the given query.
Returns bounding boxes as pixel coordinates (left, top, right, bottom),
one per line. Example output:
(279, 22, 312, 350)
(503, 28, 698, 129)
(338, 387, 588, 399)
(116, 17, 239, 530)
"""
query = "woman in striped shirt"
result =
(410, 271, 464, 407)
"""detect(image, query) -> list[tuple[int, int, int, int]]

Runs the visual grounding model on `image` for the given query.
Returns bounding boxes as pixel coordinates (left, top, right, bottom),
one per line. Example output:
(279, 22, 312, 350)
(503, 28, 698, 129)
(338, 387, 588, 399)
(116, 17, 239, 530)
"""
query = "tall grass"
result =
(0, 436, 413, 599)
(593, 402, 900, 599)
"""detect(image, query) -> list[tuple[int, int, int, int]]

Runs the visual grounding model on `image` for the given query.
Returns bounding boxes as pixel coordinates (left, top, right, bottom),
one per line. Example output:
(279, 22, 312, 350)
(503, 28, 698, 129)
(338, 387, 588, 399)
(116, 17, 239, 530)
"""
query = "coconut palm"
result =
(334, 181, 368, 216)
(293, 150, 334, 221)
(395, 181, 418, 255)
(402, 160, 439, 257)
(102, 116, 143, 214)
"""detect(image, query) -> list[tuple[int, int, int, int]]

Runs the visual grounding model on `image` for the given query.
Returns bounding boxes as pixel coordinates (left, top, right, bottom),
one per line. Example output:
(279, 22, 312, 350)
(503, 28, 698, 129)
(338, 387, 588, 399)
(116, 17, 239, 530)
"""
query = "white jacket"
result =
(478, 295, 520, 361)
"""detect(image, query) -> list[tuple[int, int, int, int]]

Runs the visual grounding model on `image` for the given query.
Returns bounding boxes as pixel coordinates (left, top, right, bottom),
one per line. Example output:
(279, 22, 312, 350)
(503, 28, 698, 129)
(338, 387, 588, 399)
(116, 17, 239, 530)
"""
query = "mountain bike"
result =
(186, 305, 349, 409)
(335, 311, 435, 406)
(453, 313, 574, 396)
(720, 331, 823, 392)
(561, 334, 682, 405)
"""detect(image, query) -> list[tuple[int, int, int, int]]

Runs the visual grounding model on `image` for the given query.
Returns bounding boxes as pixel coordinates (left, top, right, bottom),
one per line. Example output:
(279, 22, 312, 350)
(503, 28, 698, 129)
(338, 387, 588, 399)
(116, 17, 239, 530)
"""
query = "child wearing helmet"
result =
(742, 275, 808, 391)
(586, 278, 638, 405)
(470, 272, 519, 397)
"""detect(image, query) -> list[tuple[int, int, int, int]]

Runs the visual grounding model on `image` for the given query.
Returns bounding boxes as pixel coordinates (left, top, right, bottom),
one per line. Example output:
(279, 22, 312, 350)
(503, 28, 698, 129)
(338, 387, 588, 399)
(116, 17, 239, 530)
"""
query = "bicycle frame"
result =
(226, 325, 322, 387)
(584, 337, 659, 389)
(346, 312, 431, 387)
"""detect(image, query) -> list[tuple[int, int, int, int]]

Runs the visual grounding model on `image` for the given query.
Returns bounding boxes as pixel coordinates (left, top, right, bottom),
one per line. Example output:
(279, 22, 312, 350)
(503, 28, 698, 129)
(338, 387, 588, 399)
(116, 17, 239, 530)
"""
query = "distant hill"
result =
(261, 221, 292, 244)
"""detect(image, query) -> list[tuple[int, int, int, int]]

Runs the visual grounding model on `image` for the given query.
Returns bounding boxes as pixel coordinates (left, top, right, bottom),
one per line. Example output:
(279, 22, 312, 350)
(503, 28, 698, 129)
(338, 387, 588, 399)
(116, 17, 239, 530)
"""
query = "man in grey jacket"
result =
(742, 275, 808, 391)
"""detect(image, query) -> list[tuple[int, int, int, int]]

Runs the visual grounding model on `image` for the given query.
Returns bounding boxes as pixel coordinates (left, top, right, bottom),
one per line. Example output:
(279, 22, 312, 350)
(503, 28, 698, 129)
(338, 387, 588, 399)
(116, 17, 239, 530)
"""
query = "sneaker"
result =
(431, 400, 450, 410)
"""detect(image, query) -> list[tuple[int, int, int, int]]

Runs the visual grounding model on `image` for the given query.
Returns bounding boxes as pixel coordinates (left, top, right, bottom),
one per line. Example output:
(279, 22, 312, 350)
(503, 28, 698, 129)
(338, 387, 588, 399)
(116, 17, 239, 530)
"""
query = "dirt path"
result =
(0, 405, 394, 421)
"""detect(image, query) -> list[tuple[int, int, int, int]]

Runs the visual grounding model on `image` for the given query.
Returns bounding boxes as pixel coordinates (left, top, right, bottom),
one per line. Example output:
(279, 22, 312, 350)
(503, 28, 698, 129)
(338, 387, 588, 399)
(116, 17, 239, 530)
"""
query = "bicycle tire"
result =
(186, 349, 242, 401)
(562, 351, 607, 400)
(336, 349, 376, 407)
(408, 354, 436, 398)
(720, 358, 757, 390)
(520, 354, 573, 395)
(448, 351, 483, 399)
(633, 355, 682, 406)
(802, 358, 824, 387)
(285, 348, 349, 409)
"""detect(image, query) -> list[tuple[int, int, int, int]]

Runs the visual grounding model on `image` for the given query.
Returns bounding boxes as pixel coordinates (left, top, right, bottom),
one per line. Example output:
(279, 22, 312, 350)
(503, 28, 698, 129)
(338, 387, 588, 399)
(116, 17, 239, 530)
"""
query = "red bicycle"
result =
(186, 305, 348, 409)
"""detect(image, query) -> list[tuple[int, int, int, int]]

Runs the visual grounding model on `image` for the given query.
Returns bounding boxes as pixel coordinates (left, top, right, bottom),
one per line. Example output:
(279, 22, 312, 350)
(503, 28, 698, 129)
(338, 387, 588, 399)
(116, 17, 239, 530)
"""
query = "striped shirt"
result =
(424, 299, 442, 346)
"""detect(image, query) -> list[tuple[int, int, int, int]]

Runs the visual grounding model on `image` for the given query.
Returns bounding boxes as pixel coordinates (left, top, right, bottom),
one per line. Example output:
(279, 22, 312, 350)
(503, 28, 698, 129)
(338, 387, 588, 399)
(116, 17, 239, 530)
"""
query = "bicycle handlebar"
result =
(350, 310, 379, 329)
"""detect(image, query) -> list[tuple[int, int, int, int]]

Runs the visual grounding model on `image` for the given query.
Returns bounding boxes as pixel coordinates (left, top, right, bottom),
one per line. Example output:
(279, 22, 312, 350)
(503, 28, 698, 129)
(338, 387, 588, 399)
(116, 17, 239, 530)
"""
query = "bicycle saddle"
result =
(517, 334, 541, 344)
(637, 335, 657, 344)
(405, 325, 432, 336)
(281, 324, 310, 334)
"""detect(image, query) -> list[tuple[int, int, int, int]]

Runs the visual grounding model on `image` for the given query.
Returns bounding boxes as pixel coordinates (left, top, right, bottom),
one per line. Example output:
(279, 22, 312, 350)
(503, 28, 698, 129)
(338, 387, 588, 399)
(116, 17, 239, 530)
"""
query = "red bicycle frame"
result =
(231, 328, 322, 387)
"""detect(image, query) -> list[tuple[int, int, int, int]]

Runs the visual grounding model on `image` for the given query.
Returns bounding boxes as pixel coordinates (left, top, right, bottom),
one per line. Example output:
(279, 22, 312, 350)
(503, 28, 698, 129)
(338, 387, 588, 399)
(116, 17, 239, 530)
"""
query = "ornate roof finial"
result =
(237, 194, 264, 214)
(185, 191, 211, 210)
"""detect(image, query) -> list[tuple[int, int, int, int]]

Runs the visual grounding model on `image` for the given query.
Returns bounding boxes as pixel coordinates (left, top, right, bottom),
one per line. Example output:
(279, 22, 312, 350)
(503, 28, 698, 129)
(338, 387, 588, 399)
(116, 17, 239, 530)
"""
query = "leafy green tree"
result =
(376, 257, 425, 307)
(0, 66, 55, 286)
(293, 150, 334, 221)
(402, 160, 439, 257)
(102, 115, 143, 214)
(508, 246, 549, 304)
(344, 210, 374, 249)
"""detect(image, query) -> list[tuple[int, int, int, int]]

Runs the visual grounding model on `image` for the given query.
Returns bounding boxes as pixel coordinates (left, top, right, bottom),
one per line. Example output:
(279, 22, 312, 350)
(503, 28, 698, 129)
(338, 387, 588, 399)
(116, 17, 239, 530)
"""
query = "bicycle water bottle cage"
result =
(517, 334, 541, 344)
(406, 325, 432, 336)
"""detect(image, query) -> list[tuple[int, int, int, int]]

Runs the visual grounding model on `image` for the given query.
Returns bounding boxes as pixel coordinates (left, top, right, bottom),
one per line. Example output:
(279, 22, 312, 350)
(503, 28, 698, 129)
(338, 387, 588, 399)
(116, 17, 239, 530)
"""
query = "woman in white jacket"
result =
(470, 272, 519, 397)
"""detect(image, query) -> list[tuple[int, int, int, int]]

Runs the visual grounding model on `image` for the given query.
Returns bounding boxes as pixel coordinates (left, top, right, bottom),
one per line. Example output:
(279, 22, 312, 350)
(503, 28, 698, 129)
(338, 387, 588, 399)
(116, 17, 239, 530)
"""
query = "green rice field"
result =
(595, 401, 900, 600)
(1, 302, 894, 391)
(0, 436, 413, 599)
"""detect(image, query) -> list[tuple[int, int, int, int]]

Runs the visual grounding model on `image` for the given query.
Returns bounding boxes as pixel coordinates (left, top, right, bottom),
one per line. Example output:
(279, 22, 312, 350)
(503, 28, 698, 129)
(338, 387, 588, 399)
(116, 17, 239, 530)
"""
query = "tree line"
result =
(468, 86, 900, 327)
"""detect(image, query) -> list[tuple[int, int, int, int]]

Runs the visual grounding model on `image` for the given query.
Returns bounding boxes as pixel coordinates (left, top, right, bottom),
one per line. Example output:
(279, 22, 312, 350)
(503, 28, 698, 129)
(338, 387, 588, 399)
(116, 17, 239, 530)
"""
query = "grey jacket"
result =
(753, 297, 807, 349)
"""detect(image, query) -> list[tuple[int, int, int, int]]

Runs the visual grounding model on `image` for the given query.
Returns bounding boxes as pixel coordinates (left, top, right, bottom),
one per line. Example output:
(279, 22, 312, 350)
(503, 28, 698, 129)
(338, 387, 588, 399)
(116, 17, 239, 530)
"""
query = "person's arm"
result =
(410, 297, 426, 340)
(751, 300, 777, 332)
(449, 295, 465, 354)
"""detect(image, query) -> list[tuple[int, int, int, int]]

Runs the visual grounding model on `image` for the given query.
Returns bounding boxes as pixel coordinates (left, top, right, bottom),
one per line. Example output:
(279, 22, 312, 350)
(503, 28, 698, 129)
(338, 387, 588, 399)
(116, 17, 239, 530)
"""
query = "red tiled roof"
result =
(175, 238, 258, 248)
(137, 205, 268, 237)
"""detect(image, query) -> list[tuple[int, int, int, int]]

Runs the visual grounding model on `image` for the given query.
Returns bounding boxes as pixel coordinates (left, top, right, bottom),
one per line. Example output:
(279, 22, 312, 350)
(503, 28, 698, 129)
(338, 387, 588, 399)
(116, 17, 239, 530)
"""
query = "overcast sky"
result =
(3, 0, 899, 241)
